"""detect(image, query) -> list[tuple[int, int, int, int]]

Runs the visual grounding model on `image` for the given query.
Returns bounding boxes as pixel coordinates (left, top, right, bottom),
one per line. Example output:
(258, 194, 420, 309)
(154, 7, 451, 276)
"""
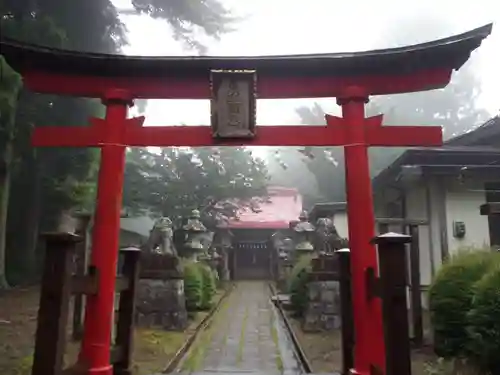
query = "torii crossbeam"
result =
(0, 23, 491, 375)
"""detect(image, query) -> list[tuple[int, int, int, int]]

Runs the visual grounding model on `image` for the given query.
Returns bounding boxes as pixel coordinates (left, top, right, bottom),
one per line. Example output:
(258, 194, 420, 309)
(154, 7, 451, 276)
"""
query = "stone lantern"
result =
(293, 210, 315, 258)
(182, 209, 207, 261)
(199, 247, 222, 270)
(211, 228, 233, 281)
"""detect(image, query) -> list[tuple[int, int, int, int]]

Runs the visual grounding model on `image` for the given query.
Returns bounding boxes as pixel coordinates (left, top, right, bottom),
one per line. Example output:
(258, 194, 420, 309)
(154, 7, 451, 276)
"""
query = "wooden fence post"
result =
(113, 246, 141, 375)
(336, 248, 354, 375)
(32, 232, 82, 375)
(370, 232, 412, 375)
(72, 212, 92, 341)
(408, 225, 423, 347)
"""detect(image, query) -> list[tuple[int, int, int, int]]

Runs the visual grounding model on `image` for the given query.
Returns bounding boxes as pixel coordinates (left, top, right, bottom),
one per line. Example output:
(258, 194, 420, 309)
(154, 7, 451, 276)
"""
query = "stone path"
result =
(180, 281, 302, 375)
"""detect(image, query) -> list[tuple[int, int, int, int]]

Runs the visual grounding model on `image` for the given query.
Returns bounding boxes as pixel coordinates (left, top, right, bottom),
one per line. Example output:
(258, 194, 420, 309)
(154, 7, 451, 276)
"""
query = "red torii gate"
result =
(0, 24, 491, 375)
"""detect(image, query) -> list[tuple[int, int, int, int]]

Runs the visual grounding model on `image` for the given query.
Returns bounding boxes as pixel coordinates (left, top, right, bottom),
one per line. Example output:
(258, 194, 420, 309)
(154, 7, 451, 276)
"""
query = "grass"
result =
(270, 317, 284, 372)
(133, 328, 192, 375)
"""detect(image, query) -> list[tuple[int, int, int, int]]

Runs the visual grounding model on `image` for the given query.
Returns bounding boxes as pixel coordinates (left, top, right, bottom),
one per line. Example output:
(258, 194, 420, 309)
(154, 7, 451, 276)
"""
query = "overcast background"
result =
(112, 0, 499, 128)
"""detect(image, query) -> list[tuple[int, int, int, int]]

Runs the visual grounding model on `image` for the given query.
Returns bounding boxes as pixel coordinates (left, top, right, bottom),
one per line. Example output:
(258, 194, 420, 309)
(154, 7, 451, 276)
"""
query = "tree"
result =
(291, 17, 490, 203)
(131, 0, 237, 54)
(265, 146, 320, 208)
(122, 147, 268, 229)
(0, 0, 237, 284)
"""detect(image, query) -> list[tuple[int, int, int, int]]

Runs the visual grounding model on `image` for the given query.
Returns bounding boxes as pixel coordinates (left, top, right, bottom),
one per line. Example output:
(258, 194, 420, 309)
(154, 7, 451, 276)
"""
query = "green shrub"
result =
(287, 254, 314, 316)
(428, 249, 500, 358)
(182, 260, 203, 312)
(467, 264, 500, 374)
(199, 264, 217, 310)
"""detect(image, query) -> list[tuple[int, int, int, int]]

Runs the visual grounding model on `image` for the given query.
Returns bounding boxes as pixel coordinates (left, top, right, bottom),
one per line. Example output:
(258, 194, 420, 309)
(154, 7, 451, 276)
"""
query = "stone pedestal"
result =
(302, 281, 341, 332)
(136, 278, 188, 331)
(136, 253, 188, 331)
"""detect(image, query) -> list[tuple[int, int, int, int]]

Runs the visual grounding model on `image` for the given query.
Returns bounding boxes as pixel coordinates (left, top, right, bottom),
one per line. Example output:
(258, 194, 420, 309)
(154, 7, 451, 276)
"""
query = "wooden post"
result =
(370, 232, 413, 375)
(113, 246, 141, 375)
(32, 232, 82, 375)
(72, 212, 92, 341)
(336, 248, 354, 375)
(408, 225, 423, 347)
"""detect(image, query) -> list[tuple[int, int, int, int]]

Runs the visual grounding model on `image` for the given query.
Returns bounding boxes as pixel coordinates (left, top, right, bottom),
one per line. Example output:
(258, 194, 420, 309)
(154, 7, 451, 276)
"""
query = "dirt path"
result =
(0, 287, 40, 375)
(181, 281, 302, 374)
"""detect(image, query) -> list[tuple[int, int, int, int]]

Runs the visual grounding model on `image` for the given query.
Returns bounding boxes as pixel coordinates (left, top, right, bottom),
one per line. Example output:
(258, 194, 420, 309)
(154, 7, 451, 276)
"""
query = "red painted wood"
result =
(30, 69, 446, 375)
(366, 126, 442, 146)
(32, 121, 441, 148)
(32, 124, 348, 147)
(77, 92, 132, 375)
(23, 68, 452, 99)
(337, 98, 387, 374)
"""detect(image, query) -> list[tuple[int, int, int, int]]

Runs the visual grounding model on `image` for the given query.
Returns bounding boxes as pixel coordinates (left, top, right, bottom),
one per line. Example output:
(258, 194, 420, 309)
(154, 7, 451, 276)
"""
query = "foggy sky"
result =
(112, 0, 499, 153)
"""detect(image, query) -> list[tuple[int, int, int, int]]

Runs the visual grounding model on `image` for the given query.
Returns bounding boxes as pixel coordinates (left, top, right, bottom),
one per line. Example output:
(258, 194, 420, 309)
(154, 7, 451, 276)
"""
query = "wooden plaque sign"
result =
(210, 70, 256, 138)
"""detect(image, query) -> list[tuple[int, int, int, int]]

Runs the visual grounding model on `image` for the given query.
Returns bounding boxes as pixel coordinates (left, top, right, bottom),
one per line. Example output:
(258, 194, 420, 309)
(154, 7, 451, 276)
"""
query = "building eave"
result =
(372, 146, 500, 191)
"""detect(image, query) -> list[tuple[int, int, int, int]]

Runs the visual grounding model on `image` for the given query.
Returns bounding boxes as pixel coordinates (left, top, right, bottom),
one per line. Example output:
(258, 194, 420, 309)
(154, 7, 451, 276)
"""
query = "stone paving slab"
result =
(201, 282, 282, 374)
(180, 281, 305, 375)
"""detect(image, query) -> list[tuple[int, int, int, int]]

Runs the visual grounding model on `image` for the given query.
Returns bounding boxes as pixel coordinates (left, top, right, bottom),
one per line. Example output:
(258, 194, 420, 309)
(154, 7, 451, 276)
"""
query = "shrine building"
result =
(221, 186, 303, 280)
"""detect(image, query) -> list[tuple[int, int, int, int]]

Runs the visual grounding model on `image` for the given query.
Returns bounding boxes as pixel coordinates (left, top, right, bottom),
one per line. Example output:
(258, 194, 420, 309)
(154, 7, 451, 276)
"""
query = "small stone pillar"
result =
(370, 232, 412, 375)
(220, 247, 230, 281)
(136, 253, 188, 331)
(215, 228, 233, 281)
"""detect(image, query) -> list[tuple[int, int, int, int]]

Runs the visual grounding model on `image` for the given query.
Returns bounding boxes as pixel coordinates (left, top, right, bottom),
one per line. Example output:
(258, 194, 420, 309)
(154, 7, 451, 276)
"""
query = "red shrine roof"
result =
(222, 186, 303, 230)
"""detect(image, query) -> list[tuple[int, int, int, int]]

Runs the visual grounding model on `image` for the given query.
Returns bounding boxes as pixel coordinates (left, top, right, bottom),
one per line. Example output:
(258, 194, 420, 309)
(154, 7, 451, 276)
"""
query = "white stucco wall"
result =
(445, 180, 490, 253)
(336, 178, 490, 280)
(373, 176, 492, 309)
(404, 183, 435, 287)
(403, 177, 490, 282)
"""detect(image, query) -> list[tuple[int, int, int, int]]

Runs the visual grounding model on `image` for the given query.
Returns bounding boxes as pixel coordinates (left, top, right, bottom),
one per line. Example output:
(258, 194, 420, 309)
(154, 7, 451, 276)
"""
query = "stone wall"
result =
(302, 280, 341, 332)
(136, 278, 188, 331)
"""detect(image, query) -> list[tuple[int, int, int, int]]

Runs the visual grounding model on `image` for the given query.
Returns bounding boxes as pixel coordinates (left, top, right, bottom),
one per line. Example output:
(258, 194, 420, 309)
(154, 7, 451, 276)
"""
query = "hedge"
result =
(286, 254, 314, 316)
(182, 259, 203, 311)
(199, 263, 217, 310)
(181, 259, 218, 313)
(467, 264, 500, 374)
(428, 249, 500, 358)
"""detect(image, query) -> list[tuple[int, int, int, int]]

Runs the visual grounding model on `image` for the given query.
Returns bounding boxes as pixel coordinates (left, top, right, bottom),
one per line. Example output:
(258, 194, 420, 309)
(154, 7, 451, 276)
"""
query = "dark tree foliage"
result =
(122, 147, 269, 228)
(0, 0, 237, 284)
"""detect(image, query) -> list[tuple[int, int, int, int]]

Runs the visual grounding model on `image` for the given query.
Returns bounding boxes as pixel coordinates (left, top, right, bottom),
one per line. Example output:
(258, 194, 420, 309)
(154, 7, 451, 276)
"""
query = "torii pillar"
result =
(77, 89, 140, 374)
(335, 87, 388, 374)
